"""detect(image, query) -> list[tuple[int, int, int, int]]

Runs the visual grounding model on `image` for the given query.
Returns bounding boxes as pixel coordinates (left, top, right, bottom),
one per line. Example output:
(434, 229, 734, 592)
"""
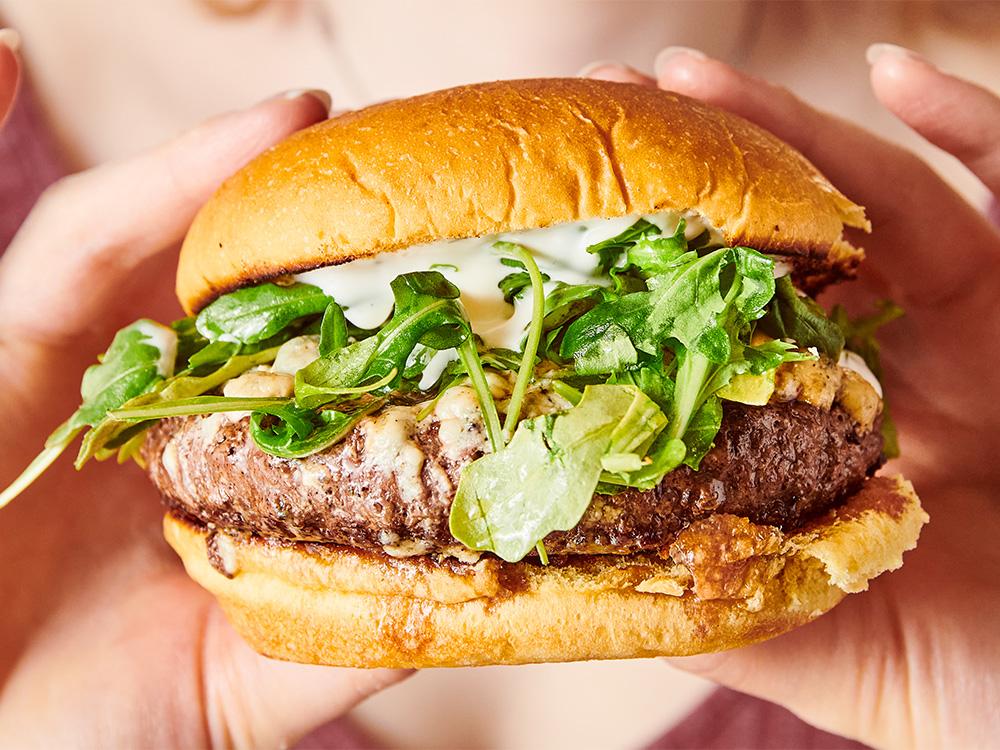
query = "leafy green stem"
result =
(0, 421, 81, 509)
(668, 350, 712, 440)
(458, 336, 504, 452)
(501, 244, 546, 442)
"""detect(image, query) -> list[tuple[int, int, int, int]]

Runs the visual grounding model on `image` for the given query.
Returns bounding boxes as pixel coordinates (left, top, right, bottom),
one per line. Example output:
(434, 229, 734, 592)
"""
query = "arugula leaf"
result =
(171, 317, 209, 365)
(74, 347, 280, 468)
(196, 282, 331, 345)
(542, 283, 606, 330)
(295, 272, 469, 409)
(586, 219, 661, 274)
(249, 400, 385, 459)
(832, 299, 905, 458)
(762, 276, 845, 358)
(623, 219, 692, 282)
(449, 384, 666, 562)
(318, 301, 349, 357)
(73, 320, 177, 429)
(0, 320, 178, 507)
(0, 420, 82, 509)
(606, 360, 674, 412)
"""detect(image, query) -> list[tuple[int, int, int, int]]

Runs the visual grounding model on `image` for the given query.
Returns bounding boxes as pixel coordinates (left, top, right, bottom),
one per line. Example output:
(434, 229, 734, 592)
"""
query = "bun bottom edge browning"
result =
(163, 476, 926, 668)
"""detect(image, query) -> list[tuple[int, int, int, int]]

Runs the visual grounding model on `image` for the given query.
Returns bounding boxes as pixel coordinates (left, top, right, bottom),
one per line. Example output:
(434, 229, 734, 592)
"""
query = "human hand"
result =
(0, 75, 409, 747)
(0, 29, 20, 127)
(583, 46, 1000, 749)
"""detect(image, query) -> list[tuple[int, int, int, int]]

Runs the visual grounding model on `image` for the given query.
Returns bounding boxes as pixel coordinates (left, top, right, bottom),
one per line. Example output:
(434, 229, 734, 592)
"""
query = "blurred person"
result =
(1, 4, 1000, 749)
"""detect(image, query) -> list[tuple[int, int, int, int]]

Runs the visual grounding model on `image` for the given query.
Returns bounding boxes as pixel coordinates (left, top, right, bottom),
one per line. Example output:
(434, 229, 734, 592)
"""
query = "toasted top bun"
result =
(176, 78, 868, 314)
(164, 476, 925, 667)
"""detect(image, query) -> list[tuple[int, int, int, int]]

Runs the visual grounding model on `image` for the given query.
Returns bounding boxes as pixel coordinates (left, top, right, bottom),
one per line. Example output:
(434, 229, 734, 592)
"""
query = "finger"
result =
(652, 47, 1000, 304)
(0, 89, 331, 353)
(868, 43, 1000, 199)
(0, 29, 20, 127)
(204, 608, 412, 749)
(577, 60, 655, 87)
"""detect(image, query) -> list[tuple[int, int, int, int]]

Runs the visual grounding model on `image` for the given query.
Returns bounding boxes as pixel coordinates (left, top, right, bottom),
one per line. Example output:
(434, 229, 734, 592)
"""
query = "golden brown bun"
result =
(176, 78, 868, 314)
(163, 476, 925, 667)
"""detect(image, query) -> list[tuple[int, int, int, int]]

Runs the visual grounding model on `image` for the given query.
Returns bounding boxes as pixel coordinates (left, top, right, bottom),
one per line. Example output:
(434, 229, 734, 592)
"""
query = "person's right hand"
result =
(582, 46, 1000, 749)
(0, 40, 408, 746)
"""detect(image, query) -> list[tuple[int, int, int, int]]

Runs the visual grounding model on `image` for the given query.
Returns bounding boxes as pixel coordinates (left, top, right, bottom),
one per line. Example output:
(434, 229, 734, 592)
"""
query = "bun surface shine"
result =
(177, 78, 868, 314)
(164, 477, 925, 668)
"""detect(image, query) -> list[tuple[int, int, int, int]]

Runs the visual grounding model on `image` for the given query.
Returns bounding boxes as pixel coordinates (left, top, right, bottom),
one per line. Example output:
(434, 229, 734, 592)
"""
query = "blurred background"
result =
(1, 1, 997, 748)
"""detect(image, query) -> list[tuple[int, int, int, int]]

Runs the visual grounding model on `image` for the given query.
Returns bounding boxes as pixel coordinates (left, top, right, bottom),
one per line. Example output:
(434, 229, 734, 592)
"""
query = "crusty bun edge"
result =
(177, 79, 867, 314)
(163, 475, 924, 667)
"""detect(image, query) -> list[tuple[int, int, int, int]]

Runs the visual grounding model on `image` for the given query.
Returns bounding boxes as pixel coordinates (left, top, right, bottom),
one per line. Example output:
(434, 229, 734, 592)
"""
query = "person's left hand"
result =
(0, 48, 409, 748)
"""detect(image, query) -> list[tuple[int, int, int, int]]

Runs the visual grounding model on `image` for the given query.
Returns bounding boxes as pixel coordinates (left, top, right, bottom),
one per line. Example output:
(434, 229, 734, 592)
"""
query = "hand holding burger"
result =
(0, 83, 410, 749)
(0, 42, 997, 750)
(586, 45, 1000, 748)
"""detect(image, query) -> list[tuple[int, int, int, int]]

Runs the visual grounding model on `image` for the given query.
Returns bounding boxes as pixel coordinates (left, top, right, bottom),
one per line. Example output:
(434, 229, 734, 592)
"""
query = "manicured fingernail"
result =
(866, 43, 925, 66)
(282, 88, 332, 114)
(0, 28, 21, 53)
(654, 46, 708, 77)
(577, 59, 627, 78)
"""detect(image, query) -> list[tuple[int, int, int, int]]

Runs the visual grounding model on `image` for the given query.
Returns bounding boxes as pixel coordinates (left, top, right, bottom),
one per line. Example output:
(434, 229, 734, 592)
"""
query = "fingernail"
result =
(282, 88, 332, 114)
(577, 59, 626, 78)
(0, 28, 21, 53)
(654, 46, 707, 78)
(866, 43, 925, 66)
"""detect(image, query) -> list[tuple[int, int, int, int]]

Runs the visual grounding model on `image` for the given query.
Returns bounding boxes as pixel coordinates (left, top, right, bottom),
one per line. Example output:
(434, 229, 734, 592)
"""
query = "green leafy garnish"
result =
(496, 243, 546, 442)
(833, 300, 905, 458)
(586, 219, 660, 274)
(295, 272, 469, 409)
(318, 301, 349, 357)
(449, 384, 666, 562)
(249, 399, 385, 459)
(498, 257, 550, 304)
(196, 282, 331, 345)
(762, 276, 845, 359)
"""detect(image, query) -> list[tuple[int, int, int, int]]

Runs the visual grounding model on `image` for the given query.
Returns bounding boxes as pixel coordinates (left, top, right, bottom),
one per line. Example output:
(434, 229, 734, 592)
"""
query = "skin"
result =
(585, 46, 1000, 748)
(0, 35, 997, 748)
(0, 54, 409, 748)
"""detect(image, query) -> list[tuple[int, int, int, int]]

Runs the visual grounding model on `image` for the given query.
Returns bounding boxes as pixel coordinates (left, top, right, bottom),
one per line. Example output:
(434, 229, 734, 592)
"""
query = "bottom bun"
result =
(163, 475, 926, 668)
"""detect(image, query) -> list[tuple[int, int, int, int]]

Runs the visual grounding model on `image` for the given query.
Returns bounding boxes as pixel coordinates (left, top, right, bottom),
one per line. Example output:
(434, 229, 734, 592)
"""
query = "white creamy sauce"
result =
(134, 319, 178, 378)
(295, 212, 718, 359)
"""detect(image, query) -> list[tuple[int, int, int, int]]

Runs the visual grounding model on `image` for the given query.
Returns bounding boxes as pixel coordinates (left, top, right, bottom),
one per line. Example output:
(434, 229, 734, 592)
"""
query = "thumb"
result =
(0, 88, 330, 357)
(203, 607, 411, 749)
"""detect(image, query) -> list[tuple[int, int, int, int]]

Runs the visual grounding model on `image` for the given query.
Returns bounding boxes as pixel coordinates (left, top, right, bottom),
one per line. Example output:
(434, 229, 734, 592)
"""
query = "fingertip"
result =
(578, 60, 655, 87)
(652, 47, 748, 107)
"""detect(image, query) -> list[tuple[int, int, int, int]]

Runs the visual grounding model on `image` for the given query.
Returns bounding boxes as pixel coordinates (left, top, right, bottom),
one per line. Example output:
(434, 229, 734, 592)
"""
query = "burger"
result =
(1, 79, 927, 667)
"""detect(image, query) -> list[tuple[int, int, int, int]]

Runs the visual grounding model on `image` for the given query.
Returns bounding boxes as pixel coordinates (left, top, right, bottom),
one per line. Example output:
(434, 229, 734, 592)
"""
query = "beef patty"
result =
(142, 395, 884, 557)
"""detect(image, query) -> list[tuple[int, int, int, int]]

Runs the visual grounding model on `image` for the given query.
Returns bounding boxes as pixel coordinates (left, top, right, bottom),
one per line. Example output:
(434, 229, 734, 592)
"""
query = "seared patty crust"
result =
(143, 399, 884, 557)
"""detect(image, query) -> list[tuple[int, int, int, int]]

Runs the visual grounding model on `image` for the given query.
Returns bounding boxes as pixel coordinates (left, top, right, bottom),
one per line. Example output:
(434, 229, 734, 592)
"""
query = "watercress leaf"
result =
(450, 384, 658, 562)
(195, 282, 331, 345)
(586, 219, 661, 274)
(319, 301, 348, 357)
